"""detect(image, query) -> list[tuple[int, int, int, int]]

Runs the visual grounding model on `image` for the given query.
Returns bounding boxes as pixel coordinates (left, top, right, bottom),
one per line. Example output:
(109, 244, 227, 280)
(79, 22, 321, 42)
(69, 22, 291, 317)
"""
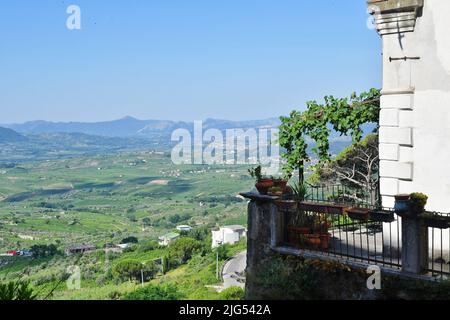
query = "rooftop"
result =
(222, 225, 246, 231)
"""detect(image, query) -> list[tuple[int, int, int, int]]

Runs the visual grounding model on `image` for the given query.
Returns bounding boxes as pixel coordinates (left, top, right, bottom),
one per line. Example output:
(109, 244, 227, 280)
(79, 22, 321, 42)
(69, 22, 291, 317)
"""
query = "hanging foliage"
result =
(279, 88, 381, 178)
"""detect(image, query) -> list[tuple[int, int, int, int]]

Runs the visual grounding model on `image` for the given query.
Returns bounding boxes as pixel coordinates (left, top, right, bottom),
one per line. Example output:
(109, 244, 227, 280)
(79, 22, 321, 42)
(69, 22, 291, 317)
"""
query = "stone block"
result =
(380, 177, 399, 196)
(380, 143, 399, 161)
(379, 127, 413, 146)
(380, 160, 414, 180)
(380, 93, 414, 109)
(380, 109, 399, 126)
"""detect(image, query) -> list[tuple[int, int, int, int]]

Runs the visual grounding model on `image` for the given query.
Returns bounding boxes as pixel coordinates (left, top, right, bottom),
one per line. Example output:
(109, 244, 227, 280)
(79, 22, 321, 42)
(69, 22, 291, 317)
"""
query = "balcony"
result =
(242, 186, 450, 279)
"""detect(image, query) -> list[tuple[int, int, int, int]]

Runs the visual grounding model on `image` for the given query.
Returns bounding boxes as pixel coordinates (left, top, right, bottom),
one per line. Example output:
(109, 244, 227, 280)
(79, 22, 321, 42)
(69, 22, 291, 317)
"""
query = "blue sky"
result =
(0, 0, 381, 123)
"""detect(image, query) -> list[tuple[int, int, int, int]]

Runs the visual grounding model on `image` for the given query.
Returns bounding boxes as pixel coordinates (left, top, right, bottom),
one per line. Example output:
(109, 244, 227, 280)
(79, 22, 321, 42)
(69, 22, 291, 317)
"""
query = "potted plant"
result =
(273, 177, 289, 193)
(394, 194, 411, 215)
(421, 212, 450, 229)
(305, 234, 321, 249)
(287, 211, 314, 243)
(369, 209, 395, 223)
(326, 204, 346, 215)
(313, 215, 331, 234)
(268, 186, 283, 197)
(290, 181, 308, 202)
(319, 233, 332, 250)
(346, 207, 370, 221)
(409, 192, 428, 215)
(248, 165, 273, 195)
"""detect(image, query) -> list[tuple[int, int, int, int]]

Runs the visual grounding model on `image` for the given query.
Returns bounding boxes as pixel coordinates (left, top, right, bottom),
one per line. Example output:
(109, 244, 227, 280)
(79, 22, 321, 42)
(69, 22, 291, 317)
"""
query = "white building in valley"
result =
(212, 225, 247, 248)
(176, 225, 193, 232)
(158, 232, 180, 246)
(368, 0, 450, 257)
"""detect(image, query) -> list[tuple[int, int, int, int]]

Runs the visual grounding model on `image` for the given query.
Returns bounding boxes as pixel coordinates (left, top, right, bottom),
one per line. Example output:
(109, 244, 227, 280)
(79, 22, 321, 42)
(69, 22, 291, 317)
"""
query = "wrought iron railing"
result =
(426, 211, 450, 278)
(305, 184, 377, 208)
(281, 200, 450, 279)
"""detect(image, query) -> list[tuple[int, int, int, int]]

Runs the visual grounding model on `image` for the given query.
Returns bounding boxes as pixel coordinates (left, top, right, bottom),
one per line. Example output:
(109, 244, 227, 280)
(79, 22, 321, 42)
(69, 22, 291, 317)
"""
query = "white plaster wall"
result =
(380, 0, 450, 213)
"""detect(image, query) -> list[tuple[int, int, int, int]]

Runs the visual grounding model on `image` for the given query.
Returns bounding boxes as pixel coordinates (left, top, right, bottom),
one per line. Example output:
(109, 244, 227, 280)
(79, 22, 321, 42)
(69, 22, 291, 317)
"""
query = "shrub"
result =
(168, 237, 202, 265)
(30, 244, 59, 258)
(219, 286, 245, 300)
(112, 259, 159, 282)
(216, 245, 230, 261)
(123, 284, 182, 300)
(121, 236, 138, 244)
(0, 281, 37, 300)
(137, 240, 160, 253)
(112, 259, 143, 282)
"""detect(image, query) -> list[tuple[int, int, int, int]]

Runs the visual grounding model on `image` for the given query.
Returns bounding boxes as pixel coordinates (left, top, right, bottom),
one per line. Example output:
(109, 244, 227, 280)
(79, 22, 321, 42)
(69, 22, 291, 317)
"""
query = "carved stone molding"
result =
(367, 0, 424, 35)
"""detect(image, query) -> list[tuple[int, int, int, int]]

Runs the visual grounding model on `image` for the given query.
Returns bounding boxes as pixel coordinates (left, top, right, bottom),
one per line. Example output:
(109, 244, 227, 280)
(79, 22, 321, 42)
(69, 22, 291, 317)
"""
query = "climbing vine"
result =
(279, 88, 381, 179)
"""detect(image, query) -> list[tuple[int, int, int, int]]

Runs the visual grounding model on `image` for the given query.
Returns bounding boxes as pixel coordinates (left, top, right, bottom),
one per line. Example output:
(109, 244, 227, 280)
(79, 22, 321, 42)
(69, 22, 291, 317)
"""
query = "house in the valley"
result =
(158, 232, 180, 246)
(65, 244, 96, 255)
(176, 225, 193, 232)
(211, 225, 247, 248)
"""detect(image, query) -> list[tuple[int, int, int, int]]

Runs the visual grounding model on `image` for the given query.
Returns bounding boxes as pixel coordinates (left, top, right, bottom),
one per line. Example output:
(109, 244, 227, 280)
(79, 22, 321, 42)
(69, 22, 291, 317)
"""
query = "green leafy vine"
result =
(279, 88, 381, 180)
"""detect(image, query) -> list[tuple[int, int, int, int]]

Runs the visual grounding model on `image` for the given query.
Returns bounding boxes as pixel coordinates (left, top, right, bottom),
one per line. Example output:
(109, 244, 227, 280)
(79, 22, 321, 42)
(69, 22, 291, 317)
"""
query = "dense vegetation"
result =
(0, 151, 250, 300)
(0, 226, 246, 300)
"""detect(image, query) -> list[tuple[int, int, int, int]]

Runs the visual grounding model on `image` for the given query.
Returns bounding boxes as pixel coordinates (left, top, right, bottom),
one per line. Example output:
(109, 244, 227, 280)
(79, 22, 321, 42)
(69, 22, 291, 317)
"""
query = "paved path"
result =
(222, 251, 246, 290)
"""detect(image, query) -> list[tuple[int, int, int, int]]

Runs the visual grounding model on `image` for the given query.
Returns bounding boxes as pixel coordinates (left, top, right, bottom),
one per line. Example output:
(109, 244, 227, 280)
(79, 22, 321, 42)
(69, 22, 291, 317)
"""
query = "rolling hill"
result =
(4, 117, 281, 138)
(0, 127, 27, 143)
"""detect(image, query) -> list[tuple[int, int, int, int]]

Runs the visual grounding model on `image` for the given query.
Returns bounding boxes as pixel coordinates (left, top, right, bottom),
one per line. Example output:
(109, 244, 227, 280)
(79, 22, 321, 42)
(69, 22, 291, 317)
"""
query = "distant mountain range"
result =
(0, 116, 376, 163)
(2, 116, 281, 138)
(0, 127, 27, 143)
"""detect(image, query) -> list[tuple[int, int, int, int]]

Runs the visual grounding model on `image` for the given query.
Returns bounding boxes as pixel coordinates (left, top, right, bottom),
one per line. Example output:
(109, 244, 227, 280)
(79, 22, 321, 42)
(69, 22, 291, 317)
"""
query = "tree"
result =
(219, 286, 245, 300)
(168, 237, 201, 265)
(30, 244, 59, 258)
(216, 245, 230, 261)
(169, 214, 181, 224)
(112, 259, 158, 282)
(121, 236, 138, 244)
(123, 284, 182, 300)
(142, 261, 160, 281)
(113, 259, 141, 281)
(186, 226, 210, 241)
(0, 281, 37, 300)
(312, 134, 380, 205)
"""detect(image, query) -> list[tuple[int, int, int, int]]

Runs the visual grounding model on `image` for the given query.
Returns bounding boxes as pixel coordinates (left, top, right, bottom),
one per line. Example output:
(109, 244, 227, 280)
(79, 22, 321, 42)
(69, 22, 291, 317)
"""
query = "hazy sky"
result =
(0, 1, 381, 123)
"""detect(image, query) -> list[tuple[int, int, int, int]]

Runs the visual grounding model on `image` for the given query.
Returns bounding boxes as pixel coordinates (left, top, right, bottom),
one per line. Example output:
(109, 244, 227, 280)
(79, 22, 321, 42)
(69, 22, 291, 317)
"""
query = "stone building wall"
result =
(369, 0, 450, 212)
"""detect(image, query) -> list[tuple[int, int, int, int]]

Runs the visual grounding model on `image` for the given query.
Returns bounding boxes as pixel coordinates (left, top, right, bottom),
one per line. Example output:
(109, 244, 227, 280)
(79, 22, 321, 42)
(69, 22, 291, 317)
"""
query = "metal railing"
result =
(281, 197, 450, 279)
(305, 184, 377, 208)
(283, 204, 401, 270)
(427, 211, 450, 278)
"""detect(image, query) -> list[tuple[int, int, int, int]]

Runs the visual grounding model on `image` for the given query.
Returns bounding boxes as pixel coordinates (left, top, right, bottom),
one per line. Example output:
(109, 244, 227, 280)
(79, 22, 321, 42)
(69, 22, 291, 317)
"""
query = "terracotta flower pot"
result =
(346, 207, 370, 221)
(268, 190, 283, 197)
(255, 179, 274, 195)
(306, 234, 321, 249)
(273, 179, 288, 193)
(295, 227, 311, 235)
(319, 233, 332, 250)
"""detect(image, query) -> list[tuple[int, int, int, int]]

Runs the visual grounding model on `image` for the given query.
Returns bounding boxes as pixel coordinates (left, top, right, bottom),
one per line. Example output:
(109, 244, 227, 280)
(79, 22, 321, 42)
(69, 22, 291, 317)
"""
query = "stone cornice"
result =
(367, 0, 424, 35)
